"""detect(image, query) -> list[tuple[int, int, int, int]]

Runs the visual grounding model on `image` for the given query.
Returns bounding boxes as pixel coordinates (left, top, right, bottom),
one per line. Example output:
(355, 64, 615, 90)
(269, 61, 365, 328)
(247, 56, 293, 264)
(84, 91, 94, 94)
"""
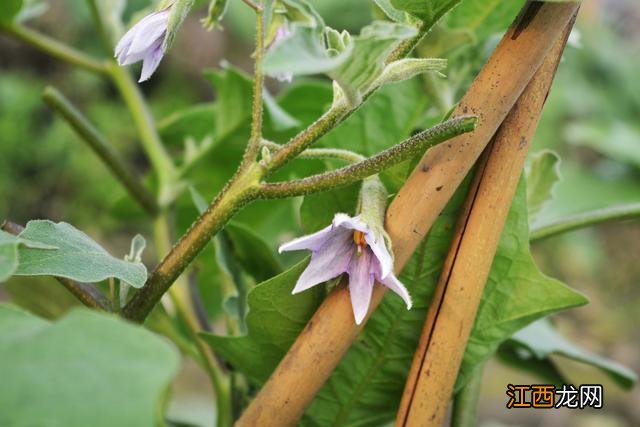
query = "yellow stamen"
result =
(353, 230, 366, 256)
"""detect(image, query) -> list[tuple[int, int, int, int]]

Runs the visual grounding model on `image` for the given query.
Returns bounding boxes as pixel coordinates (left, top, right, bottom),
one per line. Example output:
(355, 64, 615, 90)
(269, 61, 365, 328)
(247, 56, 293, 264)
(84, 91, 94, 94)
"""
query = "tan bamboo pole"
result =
(236, 2, 580, 425)
(395, 18, 577, 427)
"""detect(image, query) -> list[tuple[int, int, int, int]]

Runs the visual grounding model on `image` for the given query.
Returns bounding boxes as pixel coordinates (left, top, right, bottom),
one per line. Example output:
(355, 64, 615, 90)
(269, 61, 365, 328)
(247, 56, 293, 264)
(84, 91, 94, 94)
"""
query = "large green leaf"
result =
(0, 229, 55, 281)
(13, 220, 147, 288)
(508, 319, 637, 389)
(201, 260, 324, 384)
(302, 179, 587, 425)
(0, 304, 179, 427)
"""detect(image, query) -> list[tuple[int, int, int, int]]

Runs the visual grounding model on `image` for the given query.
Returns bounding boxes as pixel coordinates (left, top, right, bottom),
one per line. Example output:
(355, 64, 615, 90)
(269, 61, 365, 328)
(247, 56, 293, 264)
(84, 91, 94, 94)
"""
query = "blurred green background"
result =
(0, 0, 638, 426)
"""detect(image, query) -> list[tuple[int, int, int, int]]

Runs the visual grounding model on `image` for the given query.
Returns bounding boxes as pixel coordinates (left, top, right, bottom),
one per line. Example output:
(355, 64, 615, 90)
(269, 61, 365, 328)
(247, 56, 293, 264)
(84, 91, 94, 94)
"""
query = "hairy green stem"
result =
(241, 3, 265, 169)
(530, 203, 640, 241)
(42, 86, 159, 217)
(1, 24, 108, 74)
(1, 221, 111, 310)
(123, 164, 263, 322)
(259, 116, 477, 198)
(451, 363, 485, 427)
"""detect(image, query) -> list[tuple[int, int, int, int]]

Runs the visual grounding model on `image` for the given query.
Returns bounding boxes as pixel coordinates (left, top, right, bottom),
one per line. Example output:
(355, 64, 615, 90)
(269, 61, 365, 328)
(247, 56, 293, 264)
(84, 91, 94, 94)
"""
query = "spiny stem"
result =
(0, 24, 108, 74)
(530, 203, 640, 241)
(42, 87, 159, 217)
(1, 221, 111, 311)
(259, 116, 477, 198)
(241, 2, 265, 168)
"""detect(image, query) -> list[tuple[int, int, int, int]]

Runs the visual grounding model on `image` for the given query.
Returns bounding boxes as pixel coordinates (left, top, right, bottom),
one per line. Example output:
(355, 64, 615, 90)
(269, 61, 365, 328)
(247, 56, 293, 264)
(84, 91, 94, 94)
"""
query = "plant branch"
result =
(259, 116, 477, 199)
(1, 23, 108, 74)
(86, 0, 113, 53)
(241, 2, 265, 168)
(530, 203, 640, 241)
(1, 221, 111, 311)
(42, 86, 159, 217)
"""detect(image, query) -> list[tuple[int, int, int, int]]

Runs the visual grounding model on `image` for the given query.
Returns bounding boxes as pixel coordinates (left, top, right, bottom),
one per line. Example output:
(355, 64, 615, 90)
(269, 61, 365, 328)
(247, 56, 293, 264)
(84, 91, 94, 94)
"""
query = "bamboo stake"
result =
(395, 17, 577, 427)
(236, 2, 579, 425)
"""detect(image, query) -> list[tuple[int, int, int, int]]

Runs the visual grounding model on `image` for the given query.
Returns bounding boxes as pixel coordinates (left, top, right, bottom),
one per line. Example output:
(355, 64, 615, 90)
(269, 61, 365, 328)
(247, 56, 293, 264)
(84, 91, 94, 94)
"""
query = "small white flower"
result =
(279, 213, 412, 324)
(115, 10, 170, 82)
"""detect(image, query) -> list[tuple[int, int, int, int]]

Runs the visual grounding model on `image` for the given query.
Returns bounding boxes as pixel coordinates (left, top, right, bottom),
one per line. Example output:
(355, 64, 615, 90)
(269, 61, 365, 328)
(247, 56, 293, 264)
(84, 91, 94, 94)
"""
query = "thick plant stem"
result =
(42, 86, 159, 217)
(451, 363, 485, 427)
(530, 203, 640, 241)
(241, 3, 265, 169)
(1, 24, 108, 74)
(107, 63, 177, 200)
(1, 221, 111, 311)
(152, 217, 232, 427)
(259, 116, 477, 198)
(123, 164, 262, 323)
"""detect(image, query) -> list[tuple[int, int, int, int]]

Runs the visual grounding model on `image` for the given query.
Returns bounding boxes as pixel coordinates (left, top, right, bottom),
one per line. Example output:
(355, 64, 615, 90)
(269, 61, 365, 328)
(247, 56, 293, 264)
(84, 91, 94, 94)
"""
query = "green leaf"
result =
(201, 0, 229, 30)
(446, 0, 525, 40)
(373, 0, 413, 23)
(158, 103, 217, 145)
(566, 120, 640, 170)
(303, 178, 587, 425)
(526, 150, 561, 222)
(0, 230, 55, 282)
(531, 161, 640, 233)
(204, 65, 254, 139)
(200, 260, 324, 384)
(0, 0, 22, 24)
(14, 220, 147, 288)
(390, 0, 461, 25)
(0, 305, 179, 427)
(508, 319, 637, 389)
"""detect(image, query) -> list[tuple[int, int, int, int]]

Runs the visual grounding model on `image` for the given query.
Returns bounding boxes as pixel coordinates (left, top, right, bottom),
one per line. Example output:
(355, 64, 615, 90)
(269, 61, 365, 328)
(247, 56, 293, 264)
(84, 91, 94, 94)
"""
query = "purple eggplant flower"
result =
(115, 10, 170, 82)
(279, 213, 412, 324)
